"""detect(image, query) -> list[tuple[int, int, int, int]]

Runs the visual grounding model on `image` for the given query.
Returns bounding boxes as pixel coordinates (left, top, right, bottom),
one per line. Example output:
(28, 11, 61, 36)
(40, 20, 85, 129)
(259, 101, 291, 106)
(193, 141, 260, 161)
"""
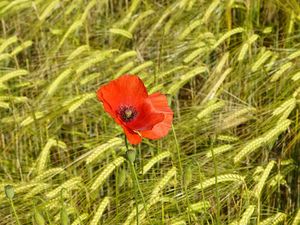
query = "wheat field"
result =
(0, 0, 299, 224)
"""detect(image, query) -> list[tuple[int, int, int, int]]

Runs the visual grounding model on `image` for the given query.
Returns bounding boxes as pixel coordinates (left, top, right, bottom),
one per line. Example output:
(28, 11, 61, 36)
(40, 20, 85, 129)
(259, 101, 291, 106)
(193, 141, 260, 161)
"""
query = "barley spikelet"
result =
(183, 47, 205, 64)
(20, 111, 45, 127)
(24, 183, 50, 199)
(238, 43, 249, 62)
(143, 5, 177, 45)
(242, 35, 259, 54)
(212, 28, 244, 50)
(270, 62, 293, 82)
(129, 61, 153, 74)
(179, 0, 190, 9)
(281, 159, 294, 166)
(197, 100, 224, 121)
(135, 196, 177, 224)
(251, 50, 273, 72)
(0, 53, 11, 62)
(71, 213, 89, 225)
(56, 20, 83, 52)
(292, 209, 300, 225)
(115, 62, 135, 77)
(90, 157, 125, 191)
(39, 0, 60, 21)
(36, 139, 56, 173)
(259, 212, 286, 225)
(149, 83, 164, 93)
(68, 93, 95, 113)
(76, 50, 117, 74)
(128, 10, 154, 33)
(253, 161, 275, 198)
(215, 52, 229, 73)
(228, 221, 238, 225)
(85, 137, 123, 165)
(0, 95, 29, 103)
(46, 177, 82, 199)
(150, 167, 177, 199)
(268, 174, 285, 187)
(117, 0, 141, 27)
(0, 69, 28, 83)
(109, 28, 133, 39)
(67, 45, 90, 61)
(179, 19, 201, 40)
(80, 0, 97, 22)
(168, 66, 207, 95)
(222, 118, 250, 130)
(157, 66, 187, 80)
(239, 205, 255, 225)
(10, 40, 32, 56)
(291, 71, 300, 81)
(80, 72, 100, 85)
(288, 50, 300, 60)
(33, 167, 65, 181)
(0, 101, 9, 109)
(238, 34, 259, 61)
(204, 67, 232, 101)
(171, 220, 186, 225)
(272, 98, 296, 116)
(234, 137, 264, 163)
(141, 151, 171, 175)
(262, 119, 291, 143)
(188, 201, 210, 212)
(14, 182, 40, 193)
(194, 174, 244, 189)
(0, 0, 31, 16)
(206, 145, 233, 158)
(47, 68, 73, 96)
(202, 0, 221, 24)
(265, 54, 279, 72)
(293, 86, 300, 97)
(90, 197, 110, 225)
(187, 0, 197, 10)
(0, 36, 18, 53)
(123, 204, 143, 225)
(224, 107, 256, 123)
(114, 51, 137, 63)
(217, 135, 239, 142)
(44, 198, 60, 210)
(278, 104, 294, 124)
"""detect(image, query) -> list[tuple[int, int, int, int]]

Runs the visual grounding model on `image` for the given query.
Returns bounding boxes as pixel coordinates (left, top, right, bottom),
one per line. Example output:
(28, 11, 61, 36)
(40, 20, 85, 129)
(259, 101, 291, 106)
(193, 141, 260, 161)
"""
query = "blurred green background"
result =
(0, 0, 299, 224)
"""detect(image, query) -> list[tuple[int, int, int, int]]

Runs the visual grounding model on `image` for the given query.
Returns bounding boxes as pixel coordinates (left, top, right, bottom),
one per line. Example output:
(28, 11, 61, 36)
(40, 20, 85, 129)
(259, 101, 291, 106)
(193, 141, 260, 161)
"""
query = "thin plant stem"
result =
(125, 136, 152, 225)
(172, 125, 183, 179)
(211, 144, 221, 225)
(9, 199, 21, 225)
(172, 125, 192, 222)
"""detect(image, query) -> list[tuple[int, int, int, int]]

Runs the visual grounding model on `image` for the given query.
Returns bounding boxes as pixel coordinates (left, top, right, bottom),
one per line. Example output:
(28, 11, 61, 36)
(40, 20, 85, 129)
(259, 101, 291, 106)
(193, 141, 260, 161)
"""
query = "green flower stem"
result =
(125, 136, 152, 225)
(9, 199, 21, 225)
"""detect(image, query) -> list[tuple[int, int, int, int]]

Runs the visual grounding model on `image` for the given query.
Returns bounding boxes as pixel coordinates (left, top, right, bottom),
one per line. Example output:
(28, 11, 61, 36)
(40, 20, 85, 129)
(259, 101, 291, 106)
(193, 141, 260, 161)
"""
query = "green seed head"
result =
(4, 185, 14, 199)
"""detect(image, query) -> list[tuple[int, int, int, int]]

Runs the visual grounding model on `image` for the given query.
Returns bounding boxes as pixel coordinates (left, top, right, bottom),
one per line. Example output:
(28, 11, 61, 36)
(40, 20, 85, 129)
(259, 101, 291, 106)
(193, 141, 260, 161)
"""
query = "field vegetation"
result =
(0, 0, 299, 224)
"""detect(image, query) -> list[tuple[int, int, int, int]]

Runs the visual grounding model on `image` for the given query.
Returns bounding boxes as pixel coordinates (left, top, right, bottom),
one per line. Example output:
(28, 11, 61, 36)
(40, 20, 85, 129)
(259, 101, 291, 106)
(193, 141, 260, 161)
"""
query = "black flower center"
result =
(118, 105, 137, 122)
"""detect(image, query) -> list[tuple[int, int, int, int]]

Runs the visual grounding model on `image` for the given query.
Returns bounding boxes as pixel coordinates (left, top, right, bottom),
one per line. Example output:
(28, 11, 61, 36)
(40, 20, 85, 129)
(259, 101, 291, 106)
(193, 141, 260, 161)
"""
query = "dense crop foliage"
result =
(0, 0, 299, 224)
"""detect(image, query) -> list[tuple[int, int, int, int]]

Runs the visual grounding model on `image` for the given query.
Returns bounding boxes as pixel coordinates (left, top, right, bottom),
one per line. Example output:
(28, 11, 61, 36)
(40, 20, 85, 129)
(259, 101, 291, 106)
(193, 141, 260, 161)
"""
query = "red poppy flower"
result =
(97, 75, 173, 144)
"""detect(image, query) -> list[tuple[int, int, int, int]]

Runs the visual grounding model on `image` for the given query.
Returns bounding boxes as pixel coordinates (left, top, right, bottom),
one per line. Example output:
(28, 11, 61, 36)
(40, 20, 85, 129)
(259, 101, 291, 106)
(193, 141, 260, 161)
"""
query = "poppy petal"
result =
(121, 125, 142, 144)
(96, 75, 148, 113)
(97, 89, 123, 125)
(140, 93, 173, 139)
(126, 101, 164, 131)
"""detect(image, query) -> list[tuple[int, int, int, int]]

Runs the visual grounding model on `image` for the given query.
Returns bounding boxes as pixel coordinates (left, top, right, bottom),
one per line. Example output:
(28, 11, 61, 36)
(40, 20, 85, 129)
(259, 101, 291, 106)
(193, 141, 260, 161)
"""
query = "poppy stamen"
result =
(118, 105, 137, 122)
